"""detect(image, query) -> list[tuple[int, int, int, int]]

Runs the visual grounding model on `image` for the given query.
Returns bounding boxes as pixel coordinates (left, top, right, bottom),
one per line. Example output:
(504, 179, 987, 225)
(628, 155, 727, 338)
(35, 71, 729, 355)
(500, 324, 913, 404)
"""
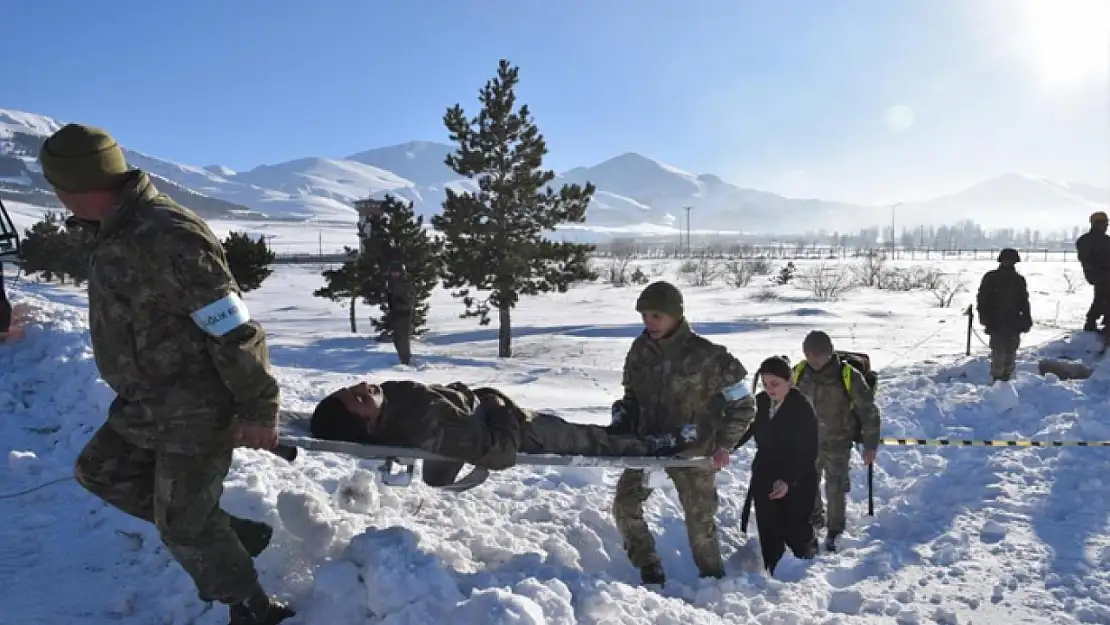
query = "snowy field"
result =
(3, 255, 1110, 625)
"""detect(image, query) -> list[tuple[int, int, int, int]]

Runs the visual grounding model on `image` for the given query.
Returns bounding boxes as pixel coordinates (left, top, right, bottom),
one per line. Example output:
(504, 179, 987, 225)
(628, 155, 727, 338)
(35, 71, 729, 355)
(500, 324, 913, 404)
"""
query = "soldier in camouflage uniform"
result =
(386, 260, 415, 365)
(609, 281, 756, 585)
(307, 379, 695, 485)
(792, 331, 881, 552)
(39, 124, 294, 625)
(0, 264, 11, 336)
(976, 248, 1032, 382)
(1076, 212, 1110, 333)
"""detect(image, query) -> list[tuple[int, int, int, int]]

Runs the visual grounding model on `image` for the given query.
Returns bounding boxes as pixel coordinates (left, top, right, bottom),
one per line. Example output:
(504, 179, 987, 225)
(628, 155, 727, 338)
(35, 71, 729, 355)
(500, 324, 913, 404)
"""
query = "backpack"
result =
(791, 350, 878, 444)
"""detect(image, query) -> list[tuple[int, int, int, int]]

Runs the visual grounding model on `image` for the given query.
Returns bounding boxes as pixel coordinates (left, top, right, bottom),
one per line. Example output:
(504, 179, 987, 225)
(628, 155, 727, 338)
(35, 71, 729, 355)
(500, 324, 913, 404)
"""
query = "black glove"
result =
(608, 400, 634, 435)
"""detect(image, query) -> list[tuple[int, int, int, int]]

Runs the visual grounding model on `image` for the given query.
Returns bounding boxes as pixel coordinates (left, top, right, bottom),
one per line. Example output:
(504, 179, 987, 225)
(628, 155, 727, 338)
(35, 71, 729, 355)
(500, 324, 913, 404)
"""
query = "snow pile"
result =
(5, 263, 1110, 624)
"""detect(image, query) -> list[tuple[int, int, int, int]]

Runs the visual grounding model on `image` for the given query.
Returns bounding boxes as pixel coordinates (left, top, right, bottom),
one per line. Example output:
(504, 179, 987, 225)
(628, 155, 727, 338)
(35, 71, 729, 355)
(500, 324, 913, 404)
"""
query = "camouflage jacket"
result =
(387, 274, 416, 314)
(793, 354, 881, 451)
(368, 380, 521, 469)
(619, 320, 754, 454)
(85, 171, 280, 453)
(976, 266, 1031, 335)
(1076, 230, 1110, 284)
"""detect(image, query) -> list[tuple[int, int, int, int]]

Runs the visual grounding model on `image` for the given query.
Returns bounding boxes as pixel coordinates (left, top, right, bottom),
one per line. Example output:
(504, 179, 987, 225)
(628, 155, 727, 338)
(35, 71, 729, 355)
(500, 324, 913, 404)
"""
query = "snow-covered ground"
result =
(3, 255, 1109, 625)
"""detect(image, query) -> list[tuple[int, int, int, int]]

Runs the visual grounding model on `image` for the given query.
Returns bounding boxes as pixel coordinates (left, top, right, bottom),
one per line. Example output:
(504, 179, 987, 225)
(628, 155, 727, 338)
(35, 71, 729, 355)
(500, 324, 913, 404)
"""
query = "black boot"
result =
(228, 584, 295, 625)
(640, 562, 666, 586)
(825, 531, 841, 553)
(228, 516, 273, 558)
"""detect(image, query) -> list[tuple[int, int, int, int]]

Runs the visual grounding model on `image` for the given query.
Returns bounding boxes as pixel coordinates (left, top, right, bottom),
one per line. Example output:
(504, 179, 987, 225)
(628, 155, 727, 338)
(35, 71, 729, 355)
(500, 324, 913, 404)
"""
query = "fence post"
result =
(965, 304, 974, 356)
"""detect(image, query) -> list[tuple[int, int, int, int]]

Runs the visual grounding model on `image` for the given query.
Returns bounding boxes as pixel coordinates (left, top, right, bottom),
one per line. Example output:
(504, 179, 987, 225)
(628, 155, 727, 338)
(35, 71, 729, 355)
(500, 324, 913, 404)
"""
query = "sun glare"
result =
(1014, 0, 1110, 89)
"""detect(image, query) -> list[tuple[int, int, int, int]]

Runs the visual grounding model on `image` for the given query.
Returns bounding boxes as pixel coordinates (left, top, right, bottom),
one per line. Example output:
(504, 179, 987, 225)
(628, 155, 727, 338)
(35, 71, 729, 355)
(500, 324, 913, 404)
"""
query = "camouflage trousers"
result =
(392, 314, 412, 365)
(612, 467, 723, 578)
(813, 442, 851, 535)
(73, 423, 260, 604)
(989, 333, 1021, 381)
(522, 412, 659, 456)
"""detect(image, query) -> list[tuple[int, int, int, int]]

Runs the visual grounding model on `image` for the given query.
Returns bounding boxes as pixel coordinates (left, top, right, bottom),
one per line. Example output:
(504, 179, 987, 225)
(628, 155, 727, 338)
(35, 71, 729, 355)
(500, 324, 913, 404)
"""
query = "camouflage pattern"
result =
(387, 272, 415, 364)
(612, 319, 754, 579)
(989, 333, 1021, 381)
(792, 355, 881, 451)
(617, 320, 755, 453)
(310, 381, 674, 468)
(73, 424, 260, 604)
(613, 468, 723, 577)
(793, 354, 881, 535)
(814, 444, 852, 534)
(82, 171, 281, 454)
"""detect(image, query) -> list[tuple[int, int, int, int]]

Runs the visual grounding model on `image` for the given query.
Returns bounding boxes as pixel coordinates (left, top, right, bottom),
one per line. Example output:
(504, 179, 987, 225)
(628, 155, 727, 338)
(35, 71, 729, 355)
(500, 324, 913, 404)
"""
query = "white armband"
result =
(721, 380, 751, 401)
(190, 292, 251, 337)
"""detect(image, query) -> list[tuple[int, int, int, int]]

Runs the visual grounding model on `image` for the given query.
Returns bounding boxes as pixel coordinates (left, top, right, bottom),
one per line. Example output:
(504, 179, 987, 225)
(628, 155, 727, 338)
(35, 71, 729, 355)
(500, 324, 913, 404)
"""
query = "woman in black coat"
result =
(742, 356, 820, 575)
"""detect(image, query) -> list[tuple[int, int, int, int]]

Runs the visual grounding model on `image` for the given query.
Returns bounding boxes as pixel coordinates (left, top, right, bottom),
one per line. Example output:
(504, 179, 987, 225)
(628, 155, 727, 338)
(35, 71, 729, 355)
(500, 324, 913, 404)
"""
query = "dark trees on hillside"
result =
(431, 59, 597, 358)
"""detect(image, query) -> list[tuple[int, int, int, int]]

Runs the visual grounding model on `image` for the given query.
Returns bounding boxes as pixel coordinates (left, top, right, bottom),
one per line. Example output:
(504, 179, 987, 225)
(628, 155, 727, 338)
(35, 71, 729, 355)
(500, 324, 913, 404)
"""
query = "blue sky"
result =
(3, 0, 1107, 204)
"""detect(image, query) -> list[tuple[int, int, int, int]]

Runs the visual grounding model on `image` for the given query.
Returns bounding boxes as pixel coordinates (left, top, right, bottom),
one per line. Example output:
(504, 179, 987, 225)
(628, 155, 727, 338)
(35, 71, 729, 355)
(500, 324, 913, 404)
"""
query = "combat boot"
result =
(640, 562, 665, 586)
(228, 584, 295, 625)
(824, 531, 841, 553)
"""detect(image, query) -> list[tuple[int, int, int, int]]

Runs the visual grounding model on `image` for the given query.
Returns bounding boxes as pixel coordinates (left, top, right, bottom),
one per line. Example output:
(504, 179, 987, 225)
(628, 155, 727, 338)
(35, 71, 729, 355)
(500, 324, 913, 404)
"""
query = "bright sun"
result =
(1011, 0, 1110, 89)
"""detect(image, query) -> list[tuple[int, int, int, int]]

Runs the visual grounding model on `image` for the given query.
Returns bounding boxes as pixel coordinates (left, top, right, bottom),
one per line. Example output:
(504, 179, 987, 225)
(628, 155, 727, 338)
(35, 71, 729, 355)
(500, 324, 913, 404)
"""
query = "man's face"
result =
(1095, 221, 1108, 234)
(339, 382, 384, 432)
(54, 189, 114, 222)
(641, 310, 678, 340)
(804, 349, 832, 370)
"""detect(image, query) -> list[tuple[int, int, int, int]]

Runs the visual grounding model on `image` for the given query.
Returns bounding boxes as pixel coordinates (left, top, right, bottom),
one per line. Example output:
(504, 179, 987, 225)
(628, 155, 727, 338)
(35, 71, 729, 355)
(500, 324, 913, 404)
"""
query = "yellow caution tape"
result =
(880, 437, 1110, 447)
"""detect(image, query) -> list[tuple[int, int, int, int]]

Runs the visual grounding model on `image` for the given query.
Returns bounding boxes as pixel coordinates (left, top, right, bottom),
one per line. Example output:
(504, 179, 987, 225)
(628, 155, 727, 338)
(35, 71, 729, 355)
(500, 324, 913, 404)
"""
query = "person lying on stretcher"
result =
(309, 379, 700, 485)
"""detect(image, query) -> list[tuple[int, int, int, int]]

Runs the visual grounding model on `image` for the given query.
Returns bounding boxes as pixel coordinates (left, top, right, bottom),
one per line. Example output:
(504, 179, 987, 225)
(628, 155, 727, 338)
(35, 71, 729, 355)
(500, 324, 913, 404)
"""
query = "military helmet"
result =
(1091, 211, 1108, 224)
(997, 248, 1020, 263)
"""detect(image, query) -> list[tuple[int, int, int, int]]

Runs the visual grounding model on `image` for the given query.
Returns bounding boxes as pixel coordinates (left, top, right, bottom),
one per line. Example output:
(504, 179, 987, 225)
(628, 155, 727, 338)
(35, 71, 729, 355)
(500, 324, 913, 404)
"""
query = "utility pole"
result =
(683, 206, 693, 257)
(890, 201, 902, 258)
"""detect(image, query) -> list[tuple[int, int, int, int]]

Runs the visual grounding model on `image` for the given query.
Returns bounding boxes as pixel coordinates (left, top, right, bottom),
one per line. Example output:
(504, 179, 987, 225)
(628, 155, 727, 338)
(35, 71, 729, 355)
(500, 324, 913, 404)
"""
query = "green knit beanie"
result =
(635, 281, 684, 319)
(39, 123, 129, 193)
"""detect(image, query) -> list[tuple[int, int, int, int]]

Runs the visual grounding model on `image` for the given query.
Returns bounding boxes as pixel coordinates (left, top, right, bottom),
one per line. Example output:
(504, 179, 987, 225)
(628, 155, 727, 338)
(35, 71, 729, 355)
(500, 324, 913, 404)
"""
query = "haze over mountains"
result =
(1, 107, 1105, 237)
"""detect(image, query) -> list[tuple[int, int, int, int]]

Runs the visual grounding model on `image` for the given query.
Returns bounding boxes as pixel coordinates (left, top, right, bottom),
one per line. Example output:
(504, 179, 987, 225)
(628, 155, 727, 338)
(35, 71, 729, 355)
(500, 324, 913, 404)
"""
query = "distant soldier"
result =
(610, 281, 755, 585)
(38, 123, 293, 625)
(976, 248, 1033, 382)
(1076, 211, 1110, 333)
(791, 330, 881, 553)
(386, 260, 415, 365)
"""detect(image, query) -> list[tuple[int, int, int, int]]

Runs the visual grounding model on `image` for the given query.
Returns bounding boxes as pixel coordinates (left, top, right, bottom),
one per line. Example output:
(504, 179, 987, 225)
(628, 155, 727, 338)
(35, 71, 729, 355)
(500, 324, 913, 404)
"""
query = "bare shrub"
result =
(880, 265, 945, 291)
(722, 259, 760, 287)
(851, 250, 887, 287)
(748, 285, 780, 302)
(678, 258, 721, 287)
(1062, 270, 1080, 295)
(747, 258, 773, 276)
(798, 263, 852, 301)
(929, 273, 967, 308)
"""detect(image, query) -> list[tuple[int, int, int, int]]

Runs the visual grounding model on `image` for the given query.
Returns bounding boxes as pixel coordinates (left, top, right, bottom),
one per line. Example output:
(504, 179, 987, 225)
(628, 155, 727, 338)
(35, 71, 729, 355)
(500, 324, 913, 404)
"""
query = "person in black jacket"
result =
(740, 356, 820, 575)
(1076, 211, 1110, 332)
(976, 248, 1033, 382)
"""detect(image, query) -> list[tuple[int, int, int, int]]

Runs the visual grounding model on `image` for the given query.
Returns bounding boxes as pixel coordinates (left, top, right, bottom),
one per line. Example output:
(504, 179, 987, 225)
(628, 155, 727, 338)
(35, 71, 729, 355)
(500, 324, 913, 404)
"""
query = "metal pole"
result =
(684, 206, 692, 257)
(890, 201, 902, 258)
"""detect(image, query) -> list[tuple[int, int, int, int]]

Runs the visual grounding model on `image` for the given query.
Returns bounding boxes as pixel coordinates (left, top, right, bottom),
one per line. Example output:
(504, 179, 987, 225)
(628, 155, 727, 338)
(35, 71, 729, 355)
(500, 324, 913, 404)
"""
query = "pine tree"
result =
(222, 231, 275, 292)
(19, 212, 67, 283)
(432, 59, 597, 358)
(313, 246, 373, 334)
(360, 194, 443, 340)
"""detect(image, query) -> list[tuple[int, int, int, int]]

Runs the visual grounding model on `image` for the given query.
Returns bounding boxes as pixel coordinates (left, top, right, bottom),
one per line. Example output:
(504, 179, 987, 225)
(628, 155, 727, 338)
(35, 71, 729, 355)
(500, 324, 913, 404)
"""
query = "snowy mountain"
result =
(2, 107, 1106, 235)
(895, 173, 1110, 232)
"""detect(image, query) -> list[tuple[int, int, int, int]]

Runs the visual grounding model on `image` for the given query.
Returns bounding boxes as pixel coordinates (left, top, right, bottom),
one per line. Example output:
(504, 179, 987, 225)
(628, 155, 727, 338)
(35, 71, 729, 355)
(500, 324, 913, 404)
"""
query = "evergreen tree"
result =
(313, 246, 373, 334)
(360, 194, 443, 340)
(432, 59, 597, 358)
(222, 231, 275, 292)
(20, 212, 94, 285)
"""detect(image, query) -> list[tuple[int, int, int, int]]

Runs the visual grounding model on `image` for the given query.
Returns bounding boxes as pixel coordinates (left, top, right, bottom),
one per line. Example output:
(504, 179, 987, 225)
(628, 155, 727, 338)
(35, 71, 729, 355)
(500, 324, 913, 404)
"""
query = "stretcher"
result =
(272, 410, 715, 492)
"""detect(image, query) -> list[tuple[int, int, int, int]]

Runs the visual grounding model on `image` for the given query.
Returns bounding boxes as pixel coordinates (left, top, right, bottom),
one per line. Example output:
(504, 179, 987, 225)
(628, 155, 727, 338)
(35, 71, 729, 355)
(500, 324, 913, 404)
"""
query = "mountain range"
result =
(2, 107, 1106, 237)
